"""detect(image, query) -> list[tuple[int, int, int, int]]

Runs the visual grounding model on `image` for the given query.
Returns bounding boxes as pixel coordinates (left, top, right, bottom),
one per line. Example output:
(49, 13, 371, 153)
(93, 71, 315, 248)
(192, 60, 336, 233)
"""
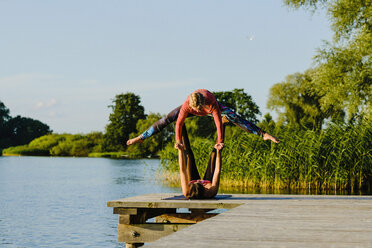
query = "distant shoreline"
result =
(1, 152, 159, 159)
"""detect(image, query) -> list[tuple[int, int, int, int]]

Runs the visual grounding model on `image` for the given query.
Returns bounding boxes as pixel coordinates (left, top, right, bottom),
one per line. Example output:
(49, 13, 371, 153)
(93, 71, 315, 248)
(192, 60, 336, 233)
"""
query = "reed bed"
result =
(159, 119, 372, 194)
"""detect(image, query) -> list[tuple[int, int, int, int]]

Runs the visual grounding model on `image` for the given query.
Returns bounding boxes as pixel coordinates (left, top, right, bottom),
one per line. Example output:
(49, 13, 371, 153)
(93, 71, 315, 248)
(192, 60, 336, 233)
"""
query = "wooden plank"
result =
(155, 213, 218, 224)
(108, 200, 240, 209)
(119, 215, 131, 224)
(108, 193, 372, 209)
(118, 208, 177, 224)
(118, 223, 191, 243)
(114, 208, 137, 215)
(148, 197, 372, 248)
(107, 193, 243, 209)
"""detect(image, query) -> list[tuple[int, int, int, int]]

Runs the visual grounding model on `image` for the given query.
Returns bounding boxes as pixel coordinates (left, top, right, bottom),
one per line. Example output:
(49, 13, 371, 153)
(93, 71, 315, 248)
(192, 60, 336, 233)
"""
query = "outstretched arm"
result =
(175, 108, 187, 150)
(211, 108, 224, 150)
(204, 149, 222, 199)
(211, 149, 221, 188)
(178, 148, 190, 198)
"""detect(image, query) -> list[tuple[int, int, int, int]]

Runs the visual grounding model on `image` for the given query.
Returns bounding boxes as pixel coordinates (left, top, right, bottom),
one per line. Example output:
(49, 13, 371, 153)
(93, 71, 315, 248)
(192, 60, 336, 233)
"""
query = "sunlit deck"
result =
(108, 193, 372, 247)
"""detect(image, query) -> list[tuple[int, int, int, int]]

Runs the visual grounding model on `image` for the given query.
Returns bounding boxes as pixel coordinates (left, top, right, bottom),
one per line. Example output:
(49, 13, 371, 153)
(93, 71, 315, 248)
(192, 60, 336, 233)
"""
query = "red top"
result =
(188, 180, 212, 186)
(175, 89, 224, 144)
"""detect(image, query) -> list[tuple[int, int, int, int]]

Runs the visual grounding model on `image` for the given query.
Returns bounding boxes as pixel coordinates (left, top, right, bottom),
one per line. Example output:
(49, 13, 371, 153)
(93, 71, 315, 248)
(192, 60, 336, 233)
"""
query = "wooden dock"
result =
(107, 193, 372, 247)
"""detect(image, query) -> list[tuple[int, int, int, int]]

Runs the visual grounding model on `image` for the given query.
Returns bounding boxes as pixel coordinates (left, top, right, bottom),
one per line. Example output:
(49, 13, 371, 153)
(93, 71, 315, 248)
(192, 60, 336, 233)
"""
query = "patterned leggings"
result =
(140, 102, 265, 140)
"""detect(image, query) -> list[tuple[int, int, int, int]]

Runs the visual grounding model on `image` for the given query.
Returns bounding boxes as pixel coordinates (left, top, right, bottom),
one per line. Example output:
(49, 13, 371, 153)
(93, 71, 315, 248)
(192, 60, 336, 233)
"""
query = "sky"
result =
(0, 0, 333, 134)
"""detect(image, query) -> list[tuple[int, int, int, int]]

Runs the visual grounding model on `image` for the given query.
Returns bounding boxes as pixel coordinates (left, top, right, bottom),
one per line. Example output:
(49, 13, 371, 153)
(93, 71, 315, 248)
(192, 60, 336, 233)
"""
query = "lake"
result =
(0, 156, 178, 248)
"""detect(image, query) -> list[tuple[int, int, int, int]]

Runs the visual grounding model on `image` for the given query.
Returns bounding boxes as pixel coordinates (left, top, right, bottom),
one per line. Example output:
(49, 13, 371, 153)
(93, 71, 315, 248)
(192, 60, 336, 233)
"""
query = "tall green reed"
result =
(159, 119, 372, 193)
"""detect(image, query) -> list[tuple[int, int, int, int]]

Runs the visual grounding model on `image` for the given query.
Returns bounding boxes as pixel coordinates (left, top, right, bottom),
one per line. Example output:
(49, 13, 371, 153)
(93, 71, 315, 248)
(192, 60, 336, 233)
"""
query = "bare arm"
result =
(178, 148, 190, 198)
(211, 108, 224, 150)
(204, 149, 222, 198)
(175, 105, 188, 145)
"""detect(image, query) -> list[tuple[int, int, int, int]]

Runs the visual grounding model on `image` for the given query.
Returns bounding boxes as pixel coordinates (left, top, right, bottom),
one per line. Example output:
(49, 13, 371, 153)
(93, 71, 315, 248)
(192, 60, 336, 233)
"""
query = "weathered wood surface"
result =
(109, 193, 370, 209)
(155, 213, 218, 224)
(107, 193, 243, 209)
(146, 195, 372, 247)
(118, 223, 191, 243)
(108, 194, 372, 247)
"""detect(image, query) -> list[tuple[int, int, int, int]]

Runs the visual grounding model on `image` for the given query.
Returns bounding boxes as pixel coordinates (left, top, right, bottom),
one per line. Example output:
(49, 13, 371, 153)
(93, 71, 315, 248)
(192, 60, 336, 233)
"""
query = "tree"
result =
(0, 101, 11, 149)
(6, 116, 52, 146)
(0, 101, 10, 138)
(126, 113, 173, 157)
(1, 100, 51, 150)
(0, 101, 10, 124)
(86, 132, 104, 153)
(103, 93, 146, 151)
(213, 88, 261, 123)
(284, 0, 372, 122)
(268, 69, 345, 130)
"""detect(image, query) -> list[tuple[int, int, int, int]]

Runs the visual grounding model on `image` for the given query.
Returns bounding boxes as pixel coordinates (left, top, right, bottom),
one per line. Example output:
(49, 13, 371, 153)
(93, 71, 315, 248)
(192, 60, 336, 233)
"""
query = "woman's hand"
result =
(174, 142, 185, 150)
(214, 143, 224, 150)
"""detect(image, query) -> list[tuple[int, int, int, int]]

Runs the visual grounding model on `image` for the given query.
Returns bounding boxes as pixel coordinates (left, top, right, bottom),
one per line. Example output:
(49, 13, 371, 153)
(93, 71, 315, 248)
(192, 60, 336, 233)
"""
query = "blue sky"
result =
(0, 1, 332, 134)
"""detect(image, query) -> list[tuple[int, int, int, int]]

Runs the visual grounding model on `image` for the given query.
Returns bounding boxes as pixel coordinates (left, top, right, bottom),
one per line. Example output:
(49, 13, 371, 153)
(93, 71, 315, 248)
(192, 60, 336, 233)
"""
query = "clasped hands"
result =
(175, 142, 224, 150)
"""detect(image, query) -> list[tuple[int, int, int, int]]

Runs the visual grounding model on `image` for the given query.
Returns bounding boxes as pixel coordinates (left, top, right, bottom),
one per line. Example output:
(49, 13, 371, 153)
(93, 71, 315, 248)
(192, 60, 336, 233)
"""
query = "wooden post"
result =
(114, 207, 182, 246)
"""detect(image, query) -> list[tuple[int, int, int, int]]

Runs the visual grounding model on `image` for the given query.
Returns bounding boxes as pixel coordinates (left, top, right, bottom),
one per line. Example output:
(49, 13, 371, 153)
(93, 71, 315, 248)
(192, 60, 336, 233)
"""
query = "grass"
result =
(159, 119, 372, 193)
(88, 152, 128, 159)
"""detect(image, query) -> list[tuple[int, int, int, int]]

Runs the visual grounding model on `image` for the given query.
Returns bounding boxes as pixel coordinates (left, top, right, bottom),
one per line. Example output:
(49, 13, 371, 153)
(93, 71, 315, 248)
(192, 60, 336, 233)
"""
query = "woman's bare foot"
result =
(263, 133, 280, 143)
(222, 116, 229, 125)
(126, 136, 143, 146)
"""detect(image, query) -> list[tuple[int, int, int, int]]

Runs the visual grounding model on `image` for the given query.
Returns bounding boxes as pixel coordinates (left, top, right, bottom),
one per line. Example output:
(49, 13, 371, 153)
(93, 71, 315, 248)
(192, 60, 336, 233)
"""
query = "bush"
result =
(3, 145, 49, 156)
(2, 132, 105, 157)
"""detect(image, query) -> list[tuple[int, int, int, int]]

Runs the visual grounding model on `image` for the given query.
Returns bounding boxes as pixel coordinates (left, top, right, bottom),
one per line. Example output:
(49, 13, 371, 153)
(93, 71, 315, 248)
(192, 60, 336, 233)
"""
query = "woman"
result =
(127, 89, 280, 149)
(177, 125, 222, 199)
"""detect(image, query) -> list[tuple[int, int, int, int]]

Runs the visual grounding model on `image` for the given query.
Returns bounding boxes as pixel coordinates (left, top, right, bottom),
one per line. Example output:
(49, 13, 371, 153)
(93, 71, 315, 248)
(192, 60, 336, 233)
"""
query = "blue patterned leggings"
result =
(140, 102, 265, 140)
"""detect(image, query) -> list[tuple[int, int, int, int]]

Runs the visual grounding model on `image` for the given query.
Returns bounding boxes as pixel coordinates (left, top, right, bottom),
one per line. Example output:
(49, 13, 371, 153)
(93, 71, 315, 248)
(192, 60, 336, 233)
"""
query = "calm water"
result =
(0, 156, 178, 248)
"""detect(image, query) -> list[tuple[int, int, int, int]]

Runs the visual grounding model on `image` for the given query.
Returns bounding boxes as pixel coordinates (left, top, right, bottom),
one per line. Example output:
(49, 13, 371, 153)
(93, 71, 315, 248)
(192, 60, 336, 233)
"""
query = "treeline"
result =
(0, 101, 51, 154)
(3, 133, 104, 157)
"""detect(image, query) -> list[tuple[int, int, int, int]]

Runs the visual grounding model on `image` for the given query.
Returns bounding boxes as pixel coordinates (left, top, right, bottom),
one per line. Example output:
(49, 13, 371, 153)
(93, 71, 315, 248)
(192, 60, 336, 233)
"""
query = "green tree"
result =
(284, 0, 372, 122)
(103, 93, 145, 151)
(126, 113, 173, 157)
(213, 88, 260, 122)
(0, 101, 10, 124)
(86, 131, 104, 153)
(0, 101, 11, 149)
(268, 69, 344, 130)
(71, 139, 90, 157)
(6, 116, 52, 146)
(1, 101, 52, 150)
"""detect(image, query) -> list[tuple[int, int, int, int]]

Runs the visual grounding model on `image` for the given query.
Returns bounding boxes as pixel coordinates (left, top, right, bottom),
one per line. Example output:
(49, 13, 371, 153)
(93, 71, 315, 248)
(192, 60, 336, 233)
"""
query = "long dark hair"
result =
(189, 182, 205, 199)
